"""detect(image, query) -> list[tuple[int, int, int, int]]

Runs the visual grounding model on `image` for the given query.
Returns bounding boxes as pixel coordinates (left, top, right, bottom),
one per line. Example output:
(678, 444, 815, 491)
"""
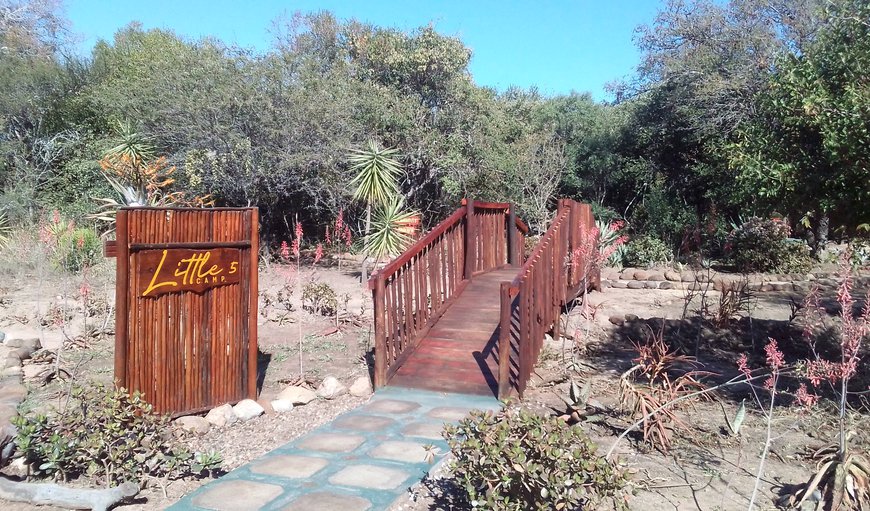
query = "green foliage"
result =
(13, 384, 222, 485)
(301, 281, 338, 316)
(726, 217, 812, 273)
(348, 141, 402, 207)
(624, 235, 672, 268)
(55, 227, 101, 272)
(364, 198, 416, 260)
(443, 407, 629, 511)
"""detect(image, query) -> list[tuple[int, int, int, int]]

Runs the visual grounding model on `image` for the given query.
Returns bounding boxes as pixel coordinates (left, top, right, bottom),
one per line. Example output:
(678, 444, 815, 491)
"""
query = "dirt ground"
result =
(1, 257, 868, 510)
(397, 276, 870, 511)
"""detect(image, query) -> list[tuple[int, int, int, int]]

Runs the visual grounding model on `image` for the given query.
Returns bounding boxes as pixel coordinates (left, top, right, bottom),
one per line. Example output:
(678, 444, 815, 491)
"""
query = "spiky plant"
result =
(364, 197, 417, 265)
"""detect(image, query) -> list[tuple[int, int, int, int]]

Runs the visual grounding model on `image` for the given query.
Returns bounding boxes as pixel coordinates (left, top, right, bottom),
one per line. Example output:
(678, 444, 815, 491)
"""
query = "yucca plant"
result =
(348, 140, 405, 280)
(364, 197, 417, 265)
(0, 211, 12, 249)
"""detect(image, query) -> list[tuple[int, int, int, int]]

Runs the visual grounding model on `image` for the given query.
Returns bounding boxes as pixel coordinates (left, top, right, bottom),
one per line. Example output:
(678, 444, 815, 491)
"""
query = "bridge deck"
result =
(388, 268, 517, 396)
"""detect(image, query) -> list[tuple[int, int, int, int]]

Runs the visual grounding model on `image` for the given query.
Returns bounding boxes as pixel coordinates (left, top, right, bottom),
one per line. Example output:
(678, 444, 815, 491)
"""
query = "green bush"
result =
(13, 383, 222, 485)
(443, 407, 629, 511)
(301, 281, 338, 316)
(55, 227, 101, 272)
(624, 235, 672, 267)
(726, 217, 813, 273)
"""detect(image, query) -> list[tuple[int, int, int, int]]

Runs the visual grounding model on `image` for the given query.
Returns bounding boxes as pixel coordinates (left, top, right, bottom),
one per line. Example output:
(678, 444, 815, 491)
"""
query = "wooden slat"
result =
(112, 207, 258, 415)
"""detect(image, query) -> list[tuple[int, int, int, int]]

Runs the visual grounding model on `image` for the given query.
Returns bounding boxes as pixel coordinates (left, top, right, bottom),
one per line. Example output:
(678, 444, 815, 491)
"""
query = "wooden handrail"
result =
(497, 199, 598, 399)
(369, 207, 466, 288)
(368, 198, 529, 389)
(510, 208, 570, 288)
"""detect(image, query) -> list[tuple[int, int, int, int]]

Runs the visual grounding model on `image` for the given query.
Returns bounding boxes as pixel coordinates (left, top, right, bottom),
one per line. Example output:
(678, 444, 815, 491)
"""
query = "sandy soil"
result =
(1, 259, 868, 511)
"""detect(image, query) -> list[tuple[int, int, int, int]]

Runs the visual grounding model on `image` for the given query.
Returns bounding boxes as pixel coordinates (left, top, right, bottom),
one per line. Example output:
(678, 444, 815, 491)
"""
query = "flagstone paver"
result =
(296, 433, 365, 453)
(368, 440, 429, 463)
(190, 480, 284, 511)
(169, 387, 500, 511)
(328, 464, 410, 490)
(280, 491, 372, 511)
(250, 455, 330, 479)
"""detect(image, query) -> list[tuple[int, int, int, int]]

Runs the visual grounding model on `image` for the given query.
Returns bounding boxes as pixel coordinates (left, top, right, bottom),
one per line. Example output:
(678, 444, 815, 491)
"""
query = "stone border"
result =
(600, 267, 870, 293)
(1, 336, 41, 465)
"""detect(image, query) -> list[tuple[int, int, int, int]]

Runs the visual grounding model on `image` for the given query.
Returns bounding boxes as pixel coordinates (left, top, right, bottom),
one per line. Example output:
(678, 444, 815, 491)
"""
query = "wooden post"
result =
(373, 274, 387, 387)
(247, 208, 259, 399)
(507, 205, 517, 267)
(498, 282, 512, 399)
(464, 199, 476, 280)
(114, 209, 128, 389)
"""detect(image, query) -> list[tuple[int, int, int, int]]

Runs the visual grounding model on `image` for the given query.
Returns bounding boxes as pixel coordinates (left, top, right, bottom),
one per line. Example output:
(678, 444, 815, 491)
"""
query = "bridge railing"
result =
(497, 199, 598, 399)
(369, 199, 528, 387)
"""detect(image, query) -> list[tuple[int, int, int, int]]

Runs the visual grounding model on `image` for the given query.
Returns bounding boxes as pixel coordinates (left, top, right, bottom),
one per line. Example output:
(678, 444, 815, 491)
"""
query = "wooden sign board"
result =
(137, 248, 242, 297)
(111, 207, 258, 416)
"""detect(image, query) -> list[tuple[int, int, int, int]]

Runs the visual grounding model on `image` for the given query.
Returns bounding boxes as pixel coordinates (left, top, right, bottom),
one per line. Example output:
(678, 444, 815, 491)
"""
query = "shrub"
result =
(443, 407, 629, 511)
(301, 281, 337, 316)
(726, 217, 812, 273)
(55, 227, 101, 272)
(624, 235, 672, 267)
(13, 383, 222, 485)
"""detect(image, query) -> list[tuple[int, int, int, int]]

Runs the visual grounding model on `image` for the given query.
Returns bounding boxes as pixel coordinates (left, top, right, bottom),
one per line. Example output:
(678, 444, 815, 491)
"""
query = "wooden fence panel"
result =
(114, 207, 258, 415)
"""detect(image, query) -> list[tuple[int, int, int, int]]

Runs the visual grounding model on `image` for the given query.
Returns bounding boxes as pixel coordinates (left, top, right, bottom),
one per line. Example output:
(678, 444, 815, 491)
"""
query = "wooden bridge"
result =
(368, 199, 599, 399)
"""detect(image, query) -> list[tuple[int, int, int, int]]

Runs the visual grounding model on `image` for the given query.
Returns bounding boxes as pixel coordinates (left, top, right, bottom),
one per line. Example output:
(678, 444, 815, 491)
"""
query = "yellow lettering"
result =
(142, 250, 179, 296)
(229, 261, 238, 274)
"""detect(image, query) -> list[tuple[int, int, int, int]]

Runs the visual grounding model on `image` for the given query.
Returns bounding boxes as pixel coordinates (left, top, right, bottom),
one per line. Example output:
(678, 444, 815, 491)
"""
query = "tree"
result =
(731, 0, 870, 244)
(348, 140, 403, 280)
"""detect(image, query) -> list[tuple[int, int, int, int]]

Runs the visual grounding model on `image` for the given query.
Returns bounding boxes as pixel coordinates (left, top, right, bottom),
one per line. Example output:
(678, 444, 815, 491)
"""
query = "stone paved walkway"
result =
(169, 387, 500, 511)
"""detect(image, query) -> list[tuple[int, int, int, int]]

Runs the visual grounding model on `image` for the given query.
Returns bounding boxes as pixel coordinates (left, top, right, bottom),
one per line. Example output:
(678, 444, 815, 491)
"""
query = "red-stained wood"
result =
(111, 207, 258, 416)
(370, 197, 596, 400)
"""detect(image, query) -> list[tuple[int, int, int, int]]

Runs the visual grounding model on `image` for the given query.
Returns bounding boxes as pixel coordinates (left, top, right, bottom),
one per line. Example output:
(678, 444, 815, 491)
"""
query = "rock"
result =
(205, 403, 237, 428)
(0, 332, 5, 343)
(276, 385, 317, 405)
(664, 270, 682, 282)
(349, 376, 373, 397)
(680, 272, 696, 282)
(619, 268, 637, 280)
(793, 281, 813, 293)
(601, 279, 613, 289)
(233, 399, 265, 421)
(3, 356, 20, 369)
(644, 281, 659, 289)
(771, 282, 790, 292)
(0, 384, 26, 406)
(4, 457, 27, 478)
(627, 281, 645, 289)
(625, 314, 639, 322)
(647, 272, 665, 281)
(270, 399, 294, 413)
(602, 269, 621, 281)
(316, 377, 348, 400)
(610, 280, 628, 289)
(805, 273, 816, 281)
(257, 398, 275, 415)
(608, 315, 625, 326)
(0, 422, 17, 466)
(175, 415, 210, 435)
(631, 270, 649, 281)
(1, 366, 21, 378)
(4, 338, 40, 351)
(10, 347, 36, 361)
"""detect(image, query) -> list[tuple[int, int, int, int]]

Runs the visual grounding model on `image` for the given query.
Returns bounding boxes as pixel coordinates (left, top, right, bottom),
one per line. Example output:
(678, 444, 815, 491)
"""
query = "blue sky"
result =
(65, 0, 663, 101)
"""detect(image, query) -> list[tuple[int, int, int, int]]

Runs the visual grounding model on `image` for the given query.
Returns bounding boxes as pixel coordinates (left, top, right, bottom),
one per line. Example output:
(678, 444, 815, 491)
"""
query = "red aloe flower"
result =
(280, 240, 290, 261)
(343, 225, 352, 248)
(314, 243, 323, 265)
(293, 221, 303, 259)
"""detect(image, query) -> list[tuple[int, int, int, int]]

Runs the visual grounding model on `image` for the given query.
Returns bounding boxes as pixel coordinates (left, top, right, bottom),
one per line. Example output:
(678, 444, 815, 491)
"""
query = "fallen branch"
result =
(0, 477, 139, 511)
